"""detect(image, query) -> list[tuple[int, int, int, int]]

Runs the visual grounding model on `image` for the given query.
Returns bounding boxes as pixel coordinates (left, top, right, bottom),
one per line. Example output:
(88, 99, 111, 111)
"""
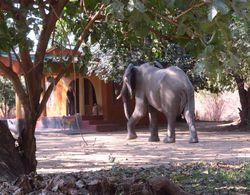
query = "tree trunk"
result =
(18, 113, 38, 174)
(0, 1, 105, 179)
(0, 121, 25, 181)
(247, 87, 250, 127)
(235, 77, 249, 127)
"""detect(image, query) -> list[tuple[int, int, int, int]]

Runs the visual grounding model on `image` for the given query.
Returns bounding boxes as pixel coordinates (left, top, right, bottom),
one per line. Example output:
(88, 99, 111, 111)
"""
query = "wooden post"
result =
(79, 75, 85, 116)
(15, 93, 22, 119)
(41, 76, 47, 117)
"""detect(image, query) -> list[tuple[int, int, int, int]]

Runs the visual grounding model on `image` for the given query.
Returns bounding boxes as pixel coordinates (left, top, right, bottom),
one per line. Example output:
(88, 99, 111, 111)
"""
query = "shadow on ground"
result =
(36, 122, 250, 174)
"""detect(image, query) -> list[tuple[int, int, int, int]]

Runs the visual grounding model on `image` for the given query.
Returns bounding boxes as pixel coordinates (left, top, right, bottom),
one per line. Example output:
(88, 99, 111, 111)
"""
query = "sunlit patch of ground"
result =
(36, 122, 250, 174)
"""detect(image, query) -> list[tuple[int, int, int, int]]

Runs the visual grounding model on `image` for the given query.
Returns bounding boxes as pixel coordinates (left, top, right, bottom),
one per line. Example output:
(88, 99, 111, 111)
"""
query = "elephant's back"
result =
(163, 66, 193, 90)
(163, 66, 187, 78)
(159, 66, 193, 114)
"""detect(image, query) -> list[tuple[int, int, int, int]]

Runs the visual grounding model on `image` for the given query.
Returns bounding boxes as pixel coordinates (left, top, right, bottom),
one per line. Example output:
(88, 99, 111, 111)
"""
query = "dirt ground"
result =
(36, 122, 250, 174)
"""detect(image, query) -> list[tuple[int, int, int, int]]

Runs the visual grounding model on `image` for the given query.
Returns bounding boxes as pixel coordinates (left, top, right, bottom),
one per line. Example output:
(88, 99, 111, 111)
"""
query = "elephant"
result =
(116, 62, 199, 143)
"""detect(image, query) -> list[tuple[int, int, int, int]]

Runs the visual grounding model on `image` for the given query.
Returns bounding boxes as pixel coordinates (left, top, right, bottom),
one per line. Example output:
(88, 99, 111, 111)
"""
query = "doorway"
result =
(84, 78, 97, 116)
(66, 79, 79, 115)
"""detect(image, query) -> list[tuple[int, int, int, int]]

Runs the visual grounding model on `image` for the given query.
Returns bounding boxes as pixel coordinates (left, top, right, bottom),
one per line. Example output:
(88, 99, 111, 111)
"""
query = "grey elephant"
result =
(117, 62, 198, 143)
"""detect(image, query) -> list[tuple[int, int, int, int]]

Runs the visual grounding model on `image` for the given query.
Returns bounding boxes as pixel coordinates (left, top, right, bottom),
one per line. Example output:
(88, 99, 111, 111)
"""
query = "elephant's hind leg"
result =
(163, 114, 176, 143)
(183, 106, 199, 143)
(148, 105, 160, 142)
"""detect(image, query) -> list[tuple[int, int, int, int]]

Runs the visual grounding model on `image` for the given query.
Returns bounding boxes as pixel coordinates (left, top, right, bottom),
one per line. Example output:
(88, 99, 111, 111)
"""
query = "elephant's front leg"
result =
(127, 98, 147, 140)
(148, 105, 160, 142)
(127, 116, 138, 139)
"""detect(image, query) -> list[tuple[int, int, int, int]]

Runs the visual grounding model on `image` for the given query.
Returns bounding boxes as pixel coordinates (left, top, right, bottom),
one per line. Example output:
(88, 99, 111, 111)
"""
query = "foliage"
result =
(0, 162, 249, 194)
(195, 14, 250, 92)
(67, 0, 250, 92)
(0, 77, 15, 118)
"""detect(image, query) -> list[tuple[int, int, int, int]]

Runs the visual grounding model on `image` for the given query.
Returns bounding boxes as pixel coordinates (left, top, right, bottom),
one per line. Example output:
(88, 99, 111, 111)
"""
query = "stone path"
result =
(36, 122, 250, 174)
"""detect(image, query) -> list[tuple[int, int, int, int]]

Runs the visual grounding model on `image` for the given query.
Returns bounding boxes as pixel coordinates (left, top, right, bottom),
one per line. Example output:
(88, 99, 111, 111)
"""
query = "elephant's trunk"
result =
(116, 82, 126, 100)
(122, 99, 130, 120)
(117, 83, 131, 120)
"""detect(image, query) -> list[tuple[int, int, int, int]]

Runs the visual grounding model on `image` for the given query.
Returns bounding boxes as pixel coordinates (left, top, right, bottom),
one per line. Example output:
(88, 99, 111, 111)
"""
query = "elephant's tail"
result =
(184, 86, 195, 118)
(179, 90, 188, 115)
(187, 91, 195, 113)
(180, 85, 195, 116)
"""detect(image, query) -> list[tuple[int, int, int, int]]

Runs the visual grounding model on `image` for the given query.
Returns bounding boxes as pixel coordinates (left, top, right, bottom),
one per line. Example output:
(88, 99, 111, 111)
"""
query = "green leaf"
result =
(84, 0, 99, 10)
(208, 0, 230, 21)
(128, 0, 145, 12)
(174, 0, 189, 10)
(127, 0, 135, 12)
(147, 0, 170, 10)
(133, 0, 145, 12)
(232, 0, 250, 21)
(228, 52, 241, 67)
(176, 23, 186, 36)
(203, 45, 215, 57)
(128, 11, 150, 36)
(208, 5, 218, 21)
(111, 0, 125, 20)
(103, 0, 111, 4)
(185, 39, 204, 57)
(200, 21, 216, 33)
(165, 0, 175, 7)
(0, 77, 15, 117)
(213, 0, 230, 15)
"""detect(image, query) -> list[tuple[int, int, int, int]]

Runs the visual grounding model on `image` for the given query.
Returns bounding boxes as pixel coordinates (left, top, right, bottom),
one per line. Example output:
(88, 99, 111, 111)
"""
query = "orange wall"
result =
(46, 79, 68, 116)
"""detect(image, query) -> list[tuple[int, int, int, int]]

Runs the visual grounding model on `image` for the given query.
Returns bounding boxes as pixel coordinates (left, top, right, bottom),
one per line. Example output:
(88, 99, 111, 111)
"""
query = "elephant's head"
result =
(116, 63, 136, 120)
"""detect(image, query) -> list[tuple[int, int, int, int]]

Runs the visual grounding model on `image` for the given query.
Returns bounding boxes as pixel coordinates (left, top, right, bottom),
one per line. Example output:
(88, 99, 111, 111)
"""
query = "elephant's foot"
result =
(127, 132, 138, 140)
(189, 131, 199, 143)
(148, 135, 160, 142)
(163, 136, 175, 143)
(189, 136, 199, 143)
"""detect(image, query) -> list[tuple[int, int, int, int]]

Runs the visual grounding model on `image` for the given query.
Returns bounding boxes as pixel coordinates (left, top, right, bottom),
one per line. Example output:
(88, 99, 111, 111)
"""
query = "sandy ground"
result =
(36, 122, 250, 174)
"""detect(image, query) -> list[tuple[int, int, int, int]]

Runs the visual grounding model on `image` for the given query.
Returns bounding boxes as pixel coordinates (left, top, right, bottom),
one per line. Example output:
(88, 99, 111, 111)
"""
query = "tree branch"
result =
(175, 2, 207, 21)
(0, 61, 29, 108)
(37, 3, 105, 118)
(34, 0, 69, 70)
(149, 28, 190, 41)
(147, 7, 177, 26)
(80, 0, 89, 17)
(146, 2, 207, 26)
(18, 1, 67, 116)
(8, 52, 12, 69)
(11, 47, 24, 73)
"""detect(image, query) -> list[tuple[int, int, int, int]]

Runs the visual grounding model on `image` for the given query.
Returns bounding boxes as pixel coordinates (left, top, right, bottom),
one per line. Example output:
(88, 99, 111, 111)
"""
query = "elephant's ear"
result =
(116, 64, 135, 100)
(124, 64, 135, 99)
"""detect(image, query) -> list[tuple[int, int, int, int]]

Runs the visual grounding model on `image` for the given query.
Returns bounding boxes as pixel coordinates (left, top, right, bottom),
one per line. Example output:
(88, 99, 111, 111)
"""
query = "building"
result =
(0, 47, 129, 132)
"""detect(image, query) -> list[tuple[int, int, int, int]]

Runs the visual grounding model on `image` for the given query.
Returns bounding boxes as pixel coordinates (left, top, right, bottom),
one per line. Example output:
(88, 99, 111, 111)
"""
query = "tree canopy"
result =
(67, 0, 249, 90)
